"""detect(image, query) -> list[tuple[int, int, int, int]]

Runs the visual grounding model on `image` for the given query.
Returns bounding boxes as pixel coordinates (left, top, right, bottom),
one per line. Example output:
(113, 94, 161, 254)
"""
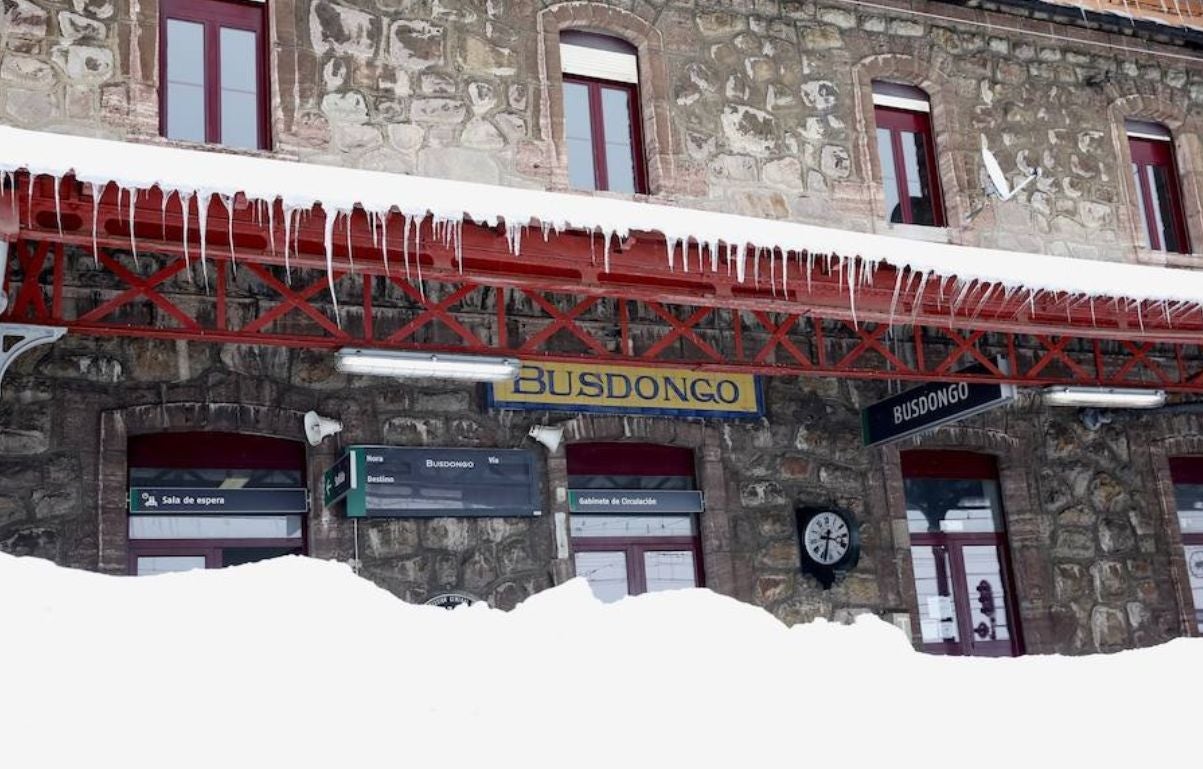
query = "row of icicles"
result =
(1, 170, 1190, 333)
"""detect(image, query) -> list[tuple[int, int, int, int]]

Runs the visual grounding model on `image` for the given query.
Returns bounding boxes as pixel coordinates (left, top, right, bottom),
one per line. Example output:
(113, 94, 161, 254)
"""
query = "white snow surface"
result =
(0, 124, 1199, 310)
(0, 552, 1198, 768)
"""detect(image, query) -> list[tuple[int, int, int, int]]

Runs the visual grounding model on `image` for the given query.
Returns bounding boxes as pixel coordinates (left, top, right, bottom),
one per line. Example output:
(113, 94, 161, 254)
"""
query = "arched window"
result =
(559, 31, 647, 194)
(1126, 119, 1190, 254)
(901, 450, 1021, 656)
(872, 81, 944, 227)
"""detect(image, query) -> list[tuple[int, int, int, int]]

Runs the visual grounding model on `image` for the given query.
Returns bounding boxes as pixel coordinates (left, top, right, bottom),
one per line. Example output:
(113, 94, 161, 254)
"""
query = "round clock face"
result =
(803, 511, 851, 566)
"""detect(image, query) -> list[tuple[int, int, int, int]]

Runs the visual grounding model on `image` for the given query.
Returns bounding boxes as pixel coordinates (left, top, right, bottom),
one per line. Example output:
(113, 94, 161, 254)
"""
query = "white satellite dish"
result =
(980, 135, 1038, 201)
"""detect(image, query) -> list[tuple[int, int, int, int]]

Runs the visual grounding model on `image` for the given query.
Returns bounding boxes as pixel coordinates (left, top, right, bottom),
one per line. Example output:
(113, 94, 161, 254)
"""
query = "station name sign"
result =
(488, 361, 763, 419)
(129, 487, 308, 515)
(326, 447, 541, 518)
(861, 366, 1016, 447)
(568, 490, 704, 515)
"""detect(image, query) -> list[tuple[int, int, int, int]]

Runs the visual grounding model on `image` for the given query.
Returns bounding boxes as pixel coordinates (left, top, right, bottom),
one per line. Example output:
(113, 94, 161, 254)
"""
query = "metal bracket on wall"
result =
(0, 323, 66, 393)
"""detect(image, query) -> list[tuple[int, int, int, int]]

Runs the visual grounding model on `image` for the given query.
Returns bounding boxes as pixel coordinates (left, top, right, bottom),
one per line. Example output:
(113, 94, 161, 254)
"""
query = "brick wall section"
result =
(3, 0, 1203, 262)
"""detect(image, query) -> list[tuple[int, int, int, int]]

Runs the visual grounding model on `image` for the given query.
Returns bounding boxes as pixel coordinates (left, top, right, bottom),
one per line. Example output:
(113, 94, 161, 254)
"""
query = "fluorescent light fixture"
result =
(336, 348, 521, 381)
(1042, 386, 1166, 409)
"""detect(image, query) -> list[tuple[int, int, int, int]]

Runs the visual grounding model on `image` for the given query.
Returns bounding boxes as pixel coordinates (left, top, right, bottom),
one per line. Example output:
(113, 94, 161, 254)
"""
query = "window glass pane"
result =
(877, 127, 902, 224)
(220, 27, 259, 149)
(563, 81, 597, 190)
(136, 555, 207, 576)
(1147, 164, 1182, 253)
(904, 478, 1003, 534)
(1133, 163, 1152, 249)
(900, 130, 936, 226)
(961, 545, 1012, 642)
(575, 551, 628, 602)
(222, 546, 301, 568)
(129, 515, 303, 540)
(644, 550, 696, 593)
(601, 86, 637, 193)
(129, 468, 303, 489)
(1185, 545, 1203, 633)
(911, 546, 959, 643)
(1174, 484, 1203, 533)
(166, 19, 206, 142)
(570, 515, 694, 538)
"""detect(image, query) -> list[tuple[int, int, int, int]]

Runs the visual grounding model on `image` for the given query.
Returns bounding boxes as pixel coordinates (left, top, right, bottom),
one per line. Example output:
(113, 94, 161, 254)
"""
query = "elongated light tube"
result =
(1042, 386, 1166, 409)
(337, 349, 521, 382)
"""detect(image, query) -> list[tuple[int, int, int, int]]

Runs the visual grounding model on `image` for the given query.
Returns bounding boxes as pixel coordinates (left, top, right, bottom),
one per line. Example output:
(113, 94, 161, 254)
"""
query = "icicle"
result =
(345, 210, 355, 273)
(847, 257, 858, 328)
(708, 240, 718, 273)
(603, 229, 613, 273)
(267, 200, 276, 258)
(415, 215, 425, 300)
(665, 237, 677, 272)
(753, 247, 761, 287)
(219, 194, 236, 267)
(180, 191, 192, 275)
(25, 174, 33, 227)
(369, 210, 379, 250)
(454, 219, 464, 272)
(735, 243, 747, 284)
(323, 208, 341, 322)
(196, 192, 210, 290)
(769, 247, 777, 296)
(887, 266, 906, 325)
(125, 186, 139, 268)
(836, 255, 844, 296)
(806, 251, 815, 295)
(381, 209, 391, 276)
(282, 206, 293, 282)
(160, 188, 170, 239)
(89, 182, 101, 264)
(402, 213, 413, 282)
(52, 175, 63, 236)
(909, 272, 930, 324)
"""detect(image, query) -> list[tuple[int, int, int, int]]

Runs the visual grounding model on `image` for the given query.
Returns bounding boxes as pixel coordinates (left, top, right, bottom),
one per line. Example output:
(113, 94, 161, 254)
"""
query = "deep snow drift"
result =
(0, 552, 1196, 768)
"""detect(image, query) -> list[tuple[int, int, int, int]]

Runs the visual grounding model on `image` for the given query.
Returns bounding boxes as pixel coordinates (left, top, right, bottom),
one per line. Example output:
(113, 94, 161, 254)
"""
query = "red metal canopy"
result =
(3, 174, 1202, 391)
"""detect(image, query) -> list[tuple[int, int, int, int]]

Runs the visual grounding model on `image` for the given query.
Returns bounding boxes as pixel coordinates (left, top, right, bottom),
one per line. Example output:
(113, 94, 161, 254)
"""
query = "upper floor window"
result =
(1126, 119, 1190, 254)
(560, 31, 646, 194)
(160, 0, 268, 150)
(873, 81, 944, 227)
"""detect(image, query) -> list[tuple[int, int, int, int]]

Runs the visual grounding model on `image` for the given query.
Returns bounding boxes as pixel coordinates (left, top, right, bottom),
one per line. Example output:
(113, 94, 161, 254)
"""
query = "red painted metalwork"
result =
(5, 174, 1203, 390)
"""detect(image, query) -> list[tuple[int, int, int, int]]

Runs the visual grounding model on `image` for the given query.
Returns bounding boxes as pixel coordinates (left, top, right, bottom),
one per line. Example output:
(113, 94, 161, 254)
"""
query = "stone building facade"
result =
(2, 0, 1203, 655)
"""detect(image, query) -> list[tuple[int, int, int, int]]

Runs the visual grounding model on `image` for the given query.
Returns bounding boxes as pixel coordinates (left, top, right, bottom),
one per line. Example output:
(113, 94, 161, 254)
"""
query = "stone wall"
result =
(0, 323, 1196, 650)
(3, 0, 1203, 263)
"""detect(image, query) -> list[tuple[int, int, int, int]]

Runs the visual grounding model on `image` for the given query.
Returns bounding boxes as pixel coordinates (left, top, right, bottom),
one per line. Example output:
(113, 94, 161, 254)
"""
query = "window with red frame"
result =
(1167, 457, 1203, 633)
(901, 451, 1022, 657)
(1127, 120, 1190, 254)
(873, 81, 944, 227)
(567, 443, 702, 601)
(560, 31, 647, 194)
(160, 0, 268, 150)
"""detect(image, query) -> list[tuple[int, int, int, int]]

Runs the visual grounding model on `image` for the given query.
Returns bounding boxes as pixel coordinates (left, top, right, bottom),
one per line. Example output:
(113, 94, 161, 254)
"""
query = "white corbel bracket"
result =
(0, 324, 67, 393)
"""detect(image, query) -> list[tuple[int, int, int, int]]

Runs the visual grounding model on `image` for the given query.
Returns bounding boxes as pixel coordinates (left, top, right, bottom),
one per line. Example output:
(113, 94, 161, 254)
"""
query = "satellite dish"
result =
(980, 135, 1039, 202)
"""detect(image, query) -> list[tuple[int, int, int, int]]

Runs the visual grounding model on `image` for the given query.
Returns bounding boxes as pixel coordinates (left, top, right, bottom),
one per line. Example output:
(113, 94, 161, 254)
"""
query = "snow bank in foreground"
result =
(1, 125, 1200, 313)
(0, 553, 1196, 768)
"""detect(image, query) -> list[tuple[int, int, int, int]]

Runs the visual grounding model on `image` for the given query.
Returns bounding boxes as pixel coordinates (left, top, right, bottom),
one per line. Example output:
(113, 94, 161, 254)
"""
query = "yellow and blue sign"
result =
(487, 361, 763, 419)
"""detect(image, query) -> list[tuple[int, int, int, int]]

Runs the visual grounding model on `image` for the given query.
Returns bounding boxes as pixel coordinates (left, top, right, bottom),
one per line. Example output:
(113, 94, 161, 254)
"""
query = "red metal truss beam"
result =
(6, 238, 1203, 391)
(6, 175, 1203, 345)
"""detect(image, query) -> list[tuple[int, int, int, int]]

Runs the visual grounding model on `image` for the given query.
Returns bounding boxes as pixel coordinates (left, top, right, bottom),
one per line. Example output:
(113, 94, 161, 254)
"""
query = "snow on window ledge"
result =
(872, 222, 952, 244)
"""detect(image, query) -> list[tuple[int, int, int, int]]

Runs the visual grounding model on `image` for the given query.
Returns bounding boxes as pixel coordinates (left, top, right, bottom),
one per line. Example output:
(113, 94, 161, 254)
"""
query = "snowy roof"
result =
(0, 124, 1197, 310)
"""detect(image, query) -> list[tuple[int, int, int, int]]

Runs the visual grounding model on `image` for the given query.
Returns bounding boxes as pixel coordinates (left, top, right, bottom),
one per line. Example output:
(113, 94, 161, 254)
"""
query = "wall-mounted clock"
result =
(795, 506, 860, 589)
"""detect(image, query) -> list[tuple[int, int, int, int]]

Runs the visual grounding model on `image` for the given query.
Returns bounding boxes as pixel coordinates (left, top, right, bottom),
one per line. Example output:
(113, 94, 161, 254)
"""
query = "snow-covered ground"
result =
(0, 552, 1196, 768)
